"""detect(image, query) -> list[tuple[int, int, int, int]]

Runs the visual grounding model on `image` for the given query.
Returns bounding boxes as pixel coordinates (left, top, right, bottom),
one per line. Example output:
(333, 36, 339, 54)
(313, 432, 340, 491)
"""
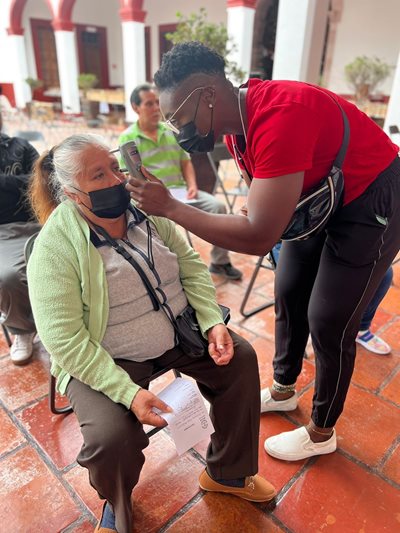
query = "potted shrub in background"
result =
(78, 72, 99, 121)
(344, 56, 392, 103)
(25, 77, 44, 116)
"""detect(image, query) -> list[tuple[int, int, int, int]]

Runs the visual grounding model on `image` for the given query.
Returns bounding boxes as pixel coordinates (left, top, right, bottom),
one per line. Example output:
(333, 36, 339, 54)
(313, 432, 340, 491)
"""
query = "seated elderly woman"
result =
(27, 134, 275, 533)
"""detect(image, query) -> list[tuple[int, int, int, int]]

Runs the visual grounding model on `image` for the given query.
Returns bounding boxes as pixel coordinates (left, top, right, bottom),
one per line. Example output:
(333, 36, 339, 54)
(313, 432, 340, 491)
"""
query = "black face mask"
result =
(73, 182, 131, 219)
(175, 93, 215, 153)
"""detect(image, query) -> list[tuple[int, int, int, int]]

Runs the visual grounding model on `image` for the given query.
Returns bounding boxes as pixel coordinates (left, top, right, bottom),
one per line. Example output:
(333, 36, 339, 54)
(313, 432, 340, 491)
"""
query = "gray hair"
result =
(50, 133, 110, 202)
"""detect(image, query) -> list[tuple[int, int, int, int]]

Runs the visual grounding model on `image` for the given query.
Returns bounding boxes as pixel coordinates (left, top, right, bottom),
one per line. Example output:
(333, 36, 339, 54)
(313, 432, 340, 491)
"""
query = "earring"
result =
(208, 103, 213, 108)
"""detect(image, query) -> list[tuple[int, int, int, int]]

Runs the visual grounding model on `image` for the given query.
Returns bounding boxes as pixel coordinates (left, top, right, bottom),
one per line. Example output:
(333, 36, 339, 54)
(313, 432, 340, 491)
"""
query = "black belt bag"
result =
(281, 101, 350, 241)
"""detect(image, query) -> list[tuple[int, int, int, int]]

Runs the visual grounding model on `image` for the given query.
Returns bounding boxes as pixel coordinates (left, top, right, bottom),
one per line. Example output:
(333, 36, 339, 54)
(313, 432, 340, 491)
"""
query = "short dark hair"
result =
(130, 83, 153, 106)
(154, 42, 226, 91)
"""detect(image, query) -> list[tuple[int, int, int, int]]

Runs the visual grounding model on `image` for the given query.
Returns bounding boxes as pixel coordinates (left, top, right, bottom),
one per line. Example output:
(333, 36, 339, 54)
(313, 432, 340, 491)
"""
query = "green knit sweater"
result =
(27, 201, 223, 409)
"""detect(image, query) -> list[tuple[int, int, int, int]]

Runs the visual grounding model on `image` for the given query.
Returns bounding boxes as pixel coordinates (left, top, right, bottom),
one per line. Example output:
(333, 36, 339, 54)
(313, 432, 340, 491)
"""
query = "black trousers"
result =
(66, 330, 260, 533)
(274, 157, 400, 428)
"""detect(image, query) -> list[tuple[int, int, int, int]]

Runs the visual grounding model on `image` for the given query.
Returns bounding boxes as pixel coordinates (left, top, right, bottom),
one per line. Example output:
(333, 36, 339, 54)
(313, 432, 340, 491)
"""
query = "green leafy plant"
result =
(165, 8, 245, 82)
(25, 77, 44, 90)
(78, 73, 98, 94)
(344, 56, 392, 100)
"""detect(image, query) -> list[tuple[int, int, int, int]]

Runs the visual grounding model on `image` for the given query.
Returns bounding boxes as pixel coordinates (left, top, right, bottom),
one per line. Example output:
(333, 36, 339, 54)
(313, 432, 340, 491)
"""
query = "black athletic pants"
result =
(274, 157, 400, 427)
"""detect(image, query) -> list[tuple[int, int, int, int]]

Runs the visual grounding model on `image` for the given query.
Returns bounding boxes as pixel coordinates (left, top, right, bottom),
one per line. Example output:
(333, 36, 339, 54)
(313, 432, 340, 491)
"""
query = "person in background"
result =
(0, 111, 40, 364)
(28, 134, 275, 533)
(118, 83, 242, 280)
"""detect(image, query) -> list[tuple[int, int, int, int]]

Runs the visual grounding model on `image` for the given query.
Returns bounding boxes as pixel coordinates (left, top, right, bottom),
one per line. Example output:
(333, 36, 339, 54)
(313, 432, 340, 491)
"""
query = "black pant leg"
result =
(273, 234, 325, 384)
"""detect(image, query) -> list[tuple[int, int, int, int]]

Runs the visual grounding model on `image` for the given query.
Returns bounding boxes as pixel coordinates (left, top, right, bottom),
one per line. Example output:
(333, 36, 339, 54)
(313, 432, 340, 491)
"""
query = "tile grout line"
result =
(157, 491, 205, 532)
(0, 395, 94, 526)
(336, 447, 400, 490)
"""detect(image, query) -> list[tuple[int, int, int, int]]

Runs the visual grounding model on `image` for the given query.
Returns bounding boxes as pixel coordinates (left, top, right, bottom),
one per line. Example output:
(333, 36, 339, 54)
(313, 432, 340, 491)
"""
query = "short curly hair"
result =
(154, 42, 226, 91)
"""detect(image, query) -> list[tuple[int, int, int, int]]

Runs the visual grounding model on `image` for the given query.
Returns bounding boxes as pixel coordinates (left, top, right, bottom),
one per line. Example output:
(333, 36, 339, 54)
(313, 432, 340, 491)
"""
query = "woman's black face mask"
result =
(72, 182, 131, 218)
(175, 91, 215, 153)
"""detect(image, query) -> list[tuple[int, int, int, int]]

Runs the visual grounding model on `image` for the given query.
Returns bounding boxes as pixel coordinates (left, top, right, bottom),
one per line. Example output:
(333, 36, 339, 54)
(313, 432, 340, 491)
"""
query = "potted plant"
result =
(344, 56, 392, 102)
(78, 72, 99, 121)
(25, 78, 44, 116)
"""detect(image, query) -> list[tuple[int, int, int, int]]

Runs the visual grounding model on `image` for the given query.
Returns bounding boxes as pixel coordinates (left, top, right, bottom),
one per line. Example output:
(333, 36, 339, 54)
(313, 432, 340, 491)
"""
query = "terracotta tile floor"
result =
(1, 116, 399, 531)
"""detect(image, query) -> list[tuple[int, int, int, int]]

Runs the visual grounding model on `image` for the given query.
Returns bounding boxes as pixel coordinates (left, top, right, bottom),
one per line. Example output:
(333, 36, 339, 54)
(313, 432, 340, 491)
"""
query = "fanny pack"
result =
(281, 101, 350, 241)
(94, 220, 230, 358)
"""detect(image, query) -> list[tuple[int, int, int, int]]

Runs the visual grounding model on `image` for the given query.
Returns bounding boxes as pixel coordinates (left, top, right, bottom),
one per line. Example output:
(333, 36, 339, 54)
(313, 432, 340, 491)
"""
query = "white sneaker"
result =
(261, 387, 298, 413)
(264, 426, 337, 461)
(10, 332, 35, 365)
(356, 330, 391, 355)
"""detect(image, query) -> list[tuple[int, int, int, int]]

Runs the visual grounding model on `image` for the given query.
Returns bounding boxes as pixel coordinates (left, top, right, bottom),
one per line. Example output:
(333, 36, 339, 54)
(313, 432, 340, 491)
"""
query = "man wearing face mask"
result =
(118, 83, 243, 280)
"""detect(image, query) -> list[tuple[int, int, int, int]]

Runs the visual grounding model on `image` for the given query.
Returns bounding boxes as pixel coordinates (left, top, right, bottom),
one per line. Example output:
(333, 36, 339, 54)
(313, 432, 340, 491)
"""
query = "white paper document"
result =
(169, 187, 198, 204)
(155, 377, 215, 455)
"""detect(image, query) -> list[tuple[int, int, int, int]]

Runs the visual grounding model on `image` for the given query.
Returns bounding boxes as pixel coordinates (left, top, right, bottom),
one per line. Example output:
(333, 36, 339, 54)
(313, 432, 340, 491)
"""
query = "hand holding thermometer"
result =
(118, 140, 148, 181)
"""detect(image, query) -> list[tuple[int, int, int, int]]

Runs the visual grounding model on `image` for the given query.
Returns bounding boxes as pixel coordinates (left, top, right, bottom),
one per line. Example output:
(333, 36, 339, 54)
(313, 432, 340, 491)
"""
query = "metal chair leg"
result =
(49, 374, 73, 415)
(240, 256, 275, 318)
(1, 324, 12, 348)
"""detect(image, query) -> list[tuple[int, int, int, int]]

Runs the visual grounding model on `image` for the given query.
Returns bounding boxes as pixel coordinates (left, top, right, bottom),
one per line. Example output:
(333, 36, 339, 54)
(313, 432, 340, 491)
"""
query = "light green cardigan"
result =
(27, 201, 223, 409)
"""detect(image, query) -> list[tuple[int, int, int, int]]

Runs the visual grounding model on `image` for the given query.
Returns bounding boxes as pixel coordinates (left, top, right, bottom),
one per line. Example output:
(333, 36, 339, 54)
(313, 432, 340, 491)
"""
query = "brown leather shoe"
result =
(199, 469, 276, 502)
(94, 524, 116, 533)
(94, 502, 117, 532)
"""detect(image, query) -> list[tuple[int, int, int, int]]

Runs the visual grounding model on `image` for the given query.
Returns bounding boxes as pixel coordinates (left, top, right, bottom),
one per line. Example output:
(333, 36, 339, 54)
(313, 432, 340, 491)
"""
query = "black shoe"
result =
(209, 263, 243, 280)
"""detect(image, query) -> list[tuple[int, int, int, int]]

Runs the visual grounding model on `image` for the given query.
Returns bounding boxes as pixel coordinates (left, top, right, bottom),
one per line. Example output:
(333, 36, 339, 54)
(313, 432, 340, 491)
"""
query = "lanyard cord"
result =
(92, 221, 180, 343)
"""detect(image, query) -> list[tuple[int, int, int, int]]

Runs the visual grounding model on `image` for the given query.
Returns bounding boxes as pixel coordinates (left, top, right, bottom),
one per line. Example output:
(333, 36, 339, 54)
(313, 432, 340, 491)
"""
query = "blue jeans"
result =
(271, 242, 393, 332)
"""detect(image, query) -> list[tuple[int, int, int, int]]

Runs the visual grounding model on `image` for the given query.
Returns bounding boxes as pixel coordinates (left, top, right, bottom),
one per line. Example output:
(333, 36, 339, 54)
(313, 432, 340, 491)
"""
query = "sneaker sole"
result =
(264, 441, 337, 461)
(11, 354, 33, 366)
(355, 338, 391, 355)
(261, 402, 298, 413)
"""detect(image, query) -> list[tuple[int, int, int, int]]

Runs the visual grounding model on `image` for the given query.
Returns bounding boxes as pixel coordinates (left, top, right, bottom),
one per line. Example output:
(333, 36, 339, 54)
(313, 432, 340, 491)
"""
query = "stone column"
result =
(273, 0, 329, 83)
(384, 49, 400, 136)
(6, 30, 31, 109)
(226, 0, 257, 82)
(53, 19, 81, 114)
(119, 0, 146, 123)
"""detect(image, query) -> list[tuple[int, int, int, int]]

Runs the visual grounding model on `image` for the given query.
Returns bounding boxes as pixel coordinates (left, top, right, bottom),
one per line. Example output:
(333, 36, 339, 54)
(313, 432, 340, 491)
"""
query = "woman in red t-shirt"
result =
(127, 42, 400, 464)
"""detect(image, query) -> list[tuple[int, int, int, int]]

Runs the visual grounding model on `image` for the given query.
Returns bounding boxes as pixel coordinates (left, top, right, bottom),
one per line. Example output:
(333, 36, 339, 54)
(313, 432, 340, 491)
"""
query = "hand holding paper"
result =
(155, 378, 215, 455)
(130, 389, 172, 427)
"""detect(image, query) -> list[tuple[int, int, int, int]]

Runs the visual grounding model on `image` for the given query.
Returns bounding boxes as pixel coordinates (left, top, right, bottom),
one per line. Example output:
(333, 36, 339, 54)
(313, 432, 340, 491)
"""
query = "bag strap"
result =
(92, 222, 184, 346)
(332, 101, 350, 169)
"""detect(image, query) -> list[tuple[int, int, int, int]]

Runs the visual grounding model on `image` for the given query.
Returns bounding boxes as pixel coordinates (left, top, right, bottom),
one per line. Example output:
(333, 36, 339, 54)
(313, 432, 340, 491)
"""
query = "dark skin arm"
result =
(126, 169, 304, 256)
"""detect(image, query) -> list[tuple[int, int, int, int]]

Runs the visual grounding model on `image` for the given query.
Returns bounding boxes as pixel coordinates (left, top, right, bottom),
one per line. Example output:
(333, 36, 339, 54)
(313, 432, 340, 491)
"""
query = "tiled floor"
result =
(1, 115, 399, 532)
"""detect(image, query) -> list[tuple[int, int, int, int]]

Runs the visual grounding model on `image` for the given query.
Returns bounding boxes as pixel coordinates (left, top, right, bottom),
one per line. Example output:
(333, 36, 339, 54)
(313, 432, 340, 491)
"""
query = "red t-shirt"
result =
(226, 79, 398, 205)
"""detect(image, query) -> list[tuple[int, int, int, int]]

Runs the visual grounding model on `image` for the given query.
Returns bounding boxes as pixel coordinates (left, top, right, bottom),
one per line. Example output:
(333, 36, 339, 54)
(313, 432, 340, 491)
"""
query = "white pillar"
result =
(273, 0, 329, 83)
(54, 30, 81, 114)
(226, 5, 256, 82)
(121, 20, 145, 123)
(8, 34, 31, 109)
(384, 49, 400, 135)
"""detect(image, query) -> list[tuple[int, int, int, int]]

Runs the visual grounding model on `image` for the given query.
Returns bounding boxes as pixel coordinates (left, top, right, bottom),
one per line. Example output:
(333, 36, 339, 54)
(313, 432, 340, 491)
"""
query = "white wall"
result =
(326, 0, 400, 95)
(72, 0, 123, 87)
(0, 0, 13, 83)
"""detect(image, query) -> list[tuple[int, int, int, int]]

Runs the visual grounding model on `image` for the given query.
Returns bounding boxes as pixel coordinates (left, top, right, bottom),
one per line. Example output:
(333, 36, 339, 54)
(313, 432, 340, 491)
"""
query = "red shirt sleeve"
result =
(250, 102, 321, 179)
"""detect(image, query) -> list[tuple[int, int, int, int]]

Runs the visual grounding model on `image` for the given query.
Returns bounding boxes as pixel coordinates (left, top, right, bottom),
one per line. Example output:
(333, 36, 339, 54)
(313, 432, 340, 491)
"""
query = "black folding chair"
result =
(240, 252, 277, 318)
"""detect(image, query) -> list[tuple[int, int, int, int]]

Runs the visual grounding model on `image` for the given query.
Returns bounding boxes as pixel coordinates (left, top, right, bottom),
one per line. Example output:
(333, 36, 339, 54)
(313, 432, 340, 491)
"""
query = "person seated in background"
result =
(118, 83, 243, 281)
(27, 134, 275, 533)
(0, 111, 40, 364)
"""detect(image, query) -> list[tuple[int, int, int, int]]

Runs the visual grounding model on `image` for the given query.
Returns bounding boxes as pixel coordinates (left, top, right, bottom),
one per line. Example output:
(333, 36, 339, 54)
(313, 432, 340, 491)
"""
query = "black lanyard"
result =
(92, 218, 180, 343)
